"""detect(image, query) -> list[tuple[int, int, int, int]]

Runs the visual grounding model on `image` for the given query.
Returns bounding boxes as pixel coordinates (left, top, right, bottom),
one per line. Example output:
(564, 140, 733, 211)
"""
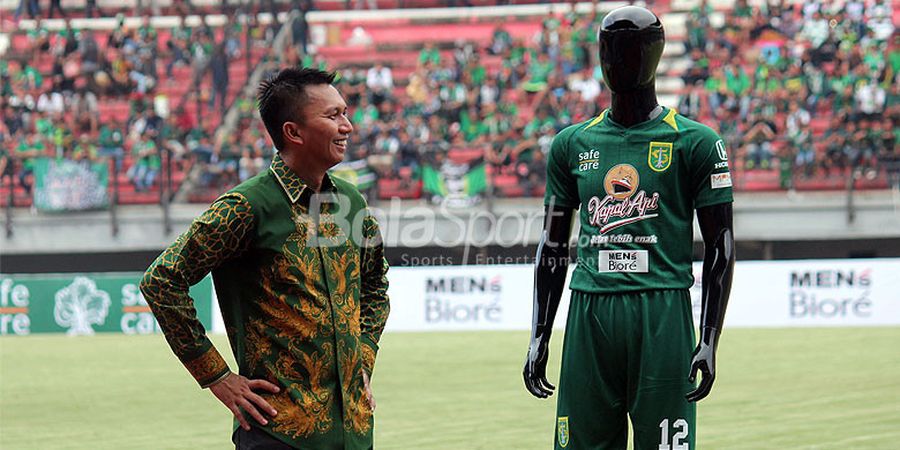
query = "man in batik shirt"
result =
(141, 68, 390, 449)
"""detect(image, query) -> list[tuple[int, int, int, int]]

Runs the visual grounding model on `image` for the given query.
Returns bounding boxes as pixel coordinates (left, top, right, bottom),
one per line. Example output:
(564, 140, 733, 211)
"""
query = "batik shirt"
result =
(141, 153, 390, 449)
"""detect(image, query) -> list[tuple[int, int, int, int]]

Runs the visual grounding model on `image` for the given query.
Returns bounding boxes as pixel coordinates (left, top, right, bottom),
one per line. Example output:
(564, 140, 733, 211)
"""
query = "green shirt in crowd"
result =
(98, 126, 124, 149)
(418, 47, 441, 66)
(544, 107, 733, 294)
(725, 67, 751, 96)
(140, 154, 390, 449)
(134, 140, 161, 169)
(72, 143, 97, 161)
(16, 139, 45, 171)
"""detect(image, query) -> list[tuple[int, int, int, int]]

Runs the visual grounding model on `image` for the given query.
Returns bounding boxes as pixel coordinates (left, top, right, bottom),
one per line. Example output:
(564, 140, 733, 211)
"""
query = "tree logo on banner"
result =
(54, 277, 111, 335)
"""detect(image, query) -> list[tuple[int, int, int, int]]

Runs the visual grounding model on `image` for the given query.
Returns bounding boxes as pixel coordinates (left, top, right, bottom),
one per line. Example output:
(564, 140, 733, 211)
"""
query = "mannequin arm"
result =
(686, 202, 736, 402)
(523, 204, 574, 398)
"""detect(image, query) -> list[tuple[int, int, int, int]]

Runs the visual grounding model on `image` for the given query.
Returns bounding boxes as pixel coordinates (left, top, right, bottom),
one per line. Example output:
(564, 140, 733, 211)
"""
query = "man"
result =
(140, 68, 390, 449)
(743, 112, 777, 170)
(523, 6, 735, 450)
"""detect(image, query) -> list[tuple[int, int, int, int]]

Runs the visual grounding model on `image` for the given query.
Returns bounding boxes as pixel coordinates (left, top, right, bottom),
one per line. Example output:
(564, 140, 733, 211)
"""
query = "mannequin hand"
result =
(523, 336, 555, 398)
(686, 341, 716, 402)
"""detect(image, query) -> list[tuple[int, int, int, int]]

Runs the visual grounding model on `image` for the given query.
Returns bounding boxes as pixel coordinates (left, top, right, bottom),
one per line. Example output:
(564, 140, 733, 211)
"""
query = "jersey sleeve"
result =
(543, 127, 580, 209)
(690, 125, 734, 209)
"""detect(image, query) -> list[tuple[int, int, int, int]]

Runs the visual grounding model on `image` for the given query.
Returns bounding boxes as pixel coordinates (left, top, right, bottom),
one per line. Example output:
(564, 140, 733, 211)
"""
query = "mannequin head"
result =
(598, 6, 665, 93)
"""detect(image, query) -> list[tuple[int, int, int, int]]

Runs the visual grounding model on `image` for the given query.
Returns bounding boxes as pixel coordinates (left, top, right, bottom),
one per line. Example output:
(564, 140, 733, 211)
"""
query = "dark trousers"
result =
(233, 426, 294, 450)
(47, 0, 66, 18)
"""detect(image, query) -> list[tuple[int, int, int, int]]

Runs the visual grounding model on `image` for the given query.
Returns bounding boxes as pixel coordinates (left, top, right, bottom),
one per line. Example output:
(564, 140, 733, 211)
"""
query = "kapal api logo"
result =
(54, 277, 111, 336)
(588, 164, 660, 234)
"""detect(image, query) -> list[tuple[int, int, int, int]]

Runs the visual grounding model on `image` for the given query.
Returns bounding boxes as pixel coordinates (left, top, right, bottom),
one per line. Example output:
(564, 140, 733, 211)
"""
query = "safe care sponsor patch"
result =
(598, 250, 649, 273)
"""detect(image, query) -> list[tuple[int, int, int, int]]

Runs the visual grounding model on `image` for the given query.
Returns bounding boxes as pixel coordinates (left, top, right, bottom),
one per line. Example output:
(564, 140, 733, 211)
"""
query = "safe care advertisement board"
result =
(0, 274, 214, 336)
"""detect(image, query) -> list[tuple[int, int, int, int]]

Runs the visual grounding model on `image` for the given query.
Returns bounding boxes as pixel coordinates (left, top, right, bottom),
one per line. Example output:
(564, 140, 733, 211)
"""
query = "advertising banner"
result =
(692, 258, 900, 328)
(382, 258, 900, 332)
(383, 264, 572, 333)
(0, 273, 214, 336)
(7, 258, 898, 336)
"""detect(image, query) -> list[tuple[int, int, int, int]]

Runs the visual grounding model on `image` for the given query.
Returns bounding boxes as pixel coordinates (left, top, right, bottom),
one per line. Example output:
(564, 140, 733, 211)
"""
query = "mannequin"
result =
(523, 6, 736, 449)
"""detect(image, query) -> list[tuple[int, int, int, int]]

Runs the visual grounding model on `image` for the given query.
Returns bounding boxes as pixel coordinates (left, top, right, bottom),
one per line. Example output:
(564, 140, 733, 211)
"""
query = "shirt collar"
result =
(269, 152, 336, 204)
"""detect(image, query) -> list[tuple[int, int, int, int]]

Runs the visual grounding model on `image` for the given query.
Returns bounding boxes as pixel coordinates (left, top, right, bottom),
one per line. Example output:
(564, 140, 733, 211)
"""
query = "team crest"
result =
(648, 141, 673, 172)
(603, 164, 640, 200)
(557, 417, 570, 448)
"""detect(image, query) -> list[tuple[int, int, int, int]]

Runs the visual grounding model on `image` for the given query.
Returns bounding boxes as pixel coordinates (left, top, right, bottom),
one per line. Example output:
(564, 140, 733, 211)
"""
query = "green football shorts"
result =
(555, 289, 696, 450)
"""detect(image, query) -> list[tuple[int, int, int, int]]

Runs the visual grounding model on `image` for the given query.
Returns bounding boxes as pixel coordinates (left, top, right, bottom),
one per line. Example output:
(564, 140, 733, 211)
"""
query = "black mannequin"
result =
(524, 5, 736, 405)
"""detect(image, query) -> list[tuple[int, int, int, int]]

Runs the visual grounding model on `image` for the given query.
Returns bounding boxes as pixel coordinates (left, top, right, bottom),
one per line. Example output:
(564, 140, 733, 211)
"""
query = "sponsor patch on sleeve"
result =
(711, 172, 732, 189)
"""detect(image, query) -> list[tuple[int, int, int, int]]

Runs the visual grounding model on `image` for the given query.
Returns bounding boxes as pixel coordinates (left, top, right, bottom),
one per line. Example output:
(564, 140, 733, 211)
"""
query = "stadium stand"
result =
(1, 11, 272, 207)
(187, 0, 896, 202)
(1, 0, 897, 210)
(672, 0, 898, 192)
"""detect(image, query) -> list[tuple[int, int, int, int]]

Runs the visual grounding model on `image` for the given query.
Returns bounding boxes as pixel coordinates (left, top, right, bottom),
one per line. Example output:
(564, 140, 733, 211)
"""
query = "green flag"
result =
(422, 165, 448, 196)
(464, 163, 487, 195)
(331, 159, 376, 191)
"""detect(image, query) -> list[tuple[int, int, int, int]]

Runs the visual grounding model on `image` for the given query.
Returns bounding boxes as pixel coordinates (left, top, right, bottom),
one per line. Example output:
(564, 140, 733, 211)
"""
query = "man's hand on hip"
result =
(362, 370, 376, 410)
(208, 372, 280, 431)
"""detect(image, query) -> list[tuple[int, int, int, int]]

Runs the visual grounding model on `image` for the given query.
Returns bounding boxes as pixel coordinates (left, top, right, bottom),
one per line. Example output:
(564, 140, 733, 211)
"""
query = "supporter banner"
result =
(0, 273, 214, 336)
(331, 159, 376, 191)
(423, 161, 487, 208)
(33, 157, 109, 212)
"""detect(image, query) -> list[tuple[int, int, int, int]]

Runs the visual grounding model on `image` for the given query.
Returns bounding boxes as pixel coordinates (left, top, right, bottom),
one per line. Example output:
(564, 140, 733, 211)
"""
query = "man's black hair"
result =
(257, 67, 337, 151)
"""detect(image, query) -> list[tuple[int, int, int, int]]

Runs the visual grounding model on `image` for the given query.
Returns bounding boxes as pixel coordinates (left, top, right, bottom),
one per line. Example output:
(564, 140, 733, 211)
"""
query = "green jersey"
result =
(544, 107, 733, 294)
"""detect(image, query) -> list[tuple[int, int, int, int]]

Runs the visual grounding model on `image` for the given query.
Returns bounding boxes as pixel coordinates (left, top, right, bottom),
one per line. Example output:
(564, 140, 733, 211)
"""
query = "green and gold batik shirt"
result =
(544, 107, 733, 294)
(141, 153, 390, 449)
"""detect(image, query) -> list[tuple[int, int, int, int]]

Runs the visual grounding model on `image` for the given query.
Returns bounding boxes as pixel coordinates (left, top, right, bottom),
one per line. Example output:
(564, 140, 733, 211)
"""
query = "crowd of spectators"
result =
(227, 0, 894, 200)
(4, 0, 899, 208)
(678, 0, 898, 188)
(213, 7, 609, 200)
(1, 11, 275, 204)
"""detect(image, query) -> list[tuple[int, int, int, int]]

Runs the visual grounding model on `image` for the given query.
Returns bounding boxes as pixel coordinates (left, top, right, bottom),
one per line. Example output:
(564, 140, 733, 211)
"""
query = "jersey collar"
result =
(586, 106, 672, 131)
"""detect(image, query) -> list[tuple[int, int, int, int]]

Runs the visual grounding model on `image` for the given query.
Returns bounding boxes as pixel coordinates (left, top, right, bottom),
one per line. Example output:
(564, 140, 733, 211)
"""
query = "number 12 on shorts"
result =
(658, 418, 689, 450)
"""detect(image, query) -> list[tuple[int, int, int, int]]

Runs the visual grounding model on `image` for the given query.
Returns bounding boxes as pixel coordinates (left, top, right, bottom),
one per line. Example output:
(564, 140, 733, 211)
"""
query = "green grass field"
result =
(2, 328, 899, 449)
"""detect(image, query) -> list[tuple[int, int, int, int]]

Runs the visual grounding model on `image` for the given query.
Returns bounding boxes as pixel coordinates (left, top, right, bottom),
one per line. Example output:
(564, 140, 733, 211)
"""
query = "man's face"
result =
(295, 84, 352, 168)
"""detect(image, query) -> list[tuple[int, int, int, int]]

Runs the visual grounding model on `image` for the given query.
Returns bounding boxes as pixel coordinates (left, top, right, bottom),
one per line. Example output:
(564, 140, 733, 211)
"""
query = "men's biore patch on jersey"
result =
(588, 164, 660, 233)
(599, 250, 649, 273)
(648, 141, 673, 172)
(711, 172, 732, 189)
